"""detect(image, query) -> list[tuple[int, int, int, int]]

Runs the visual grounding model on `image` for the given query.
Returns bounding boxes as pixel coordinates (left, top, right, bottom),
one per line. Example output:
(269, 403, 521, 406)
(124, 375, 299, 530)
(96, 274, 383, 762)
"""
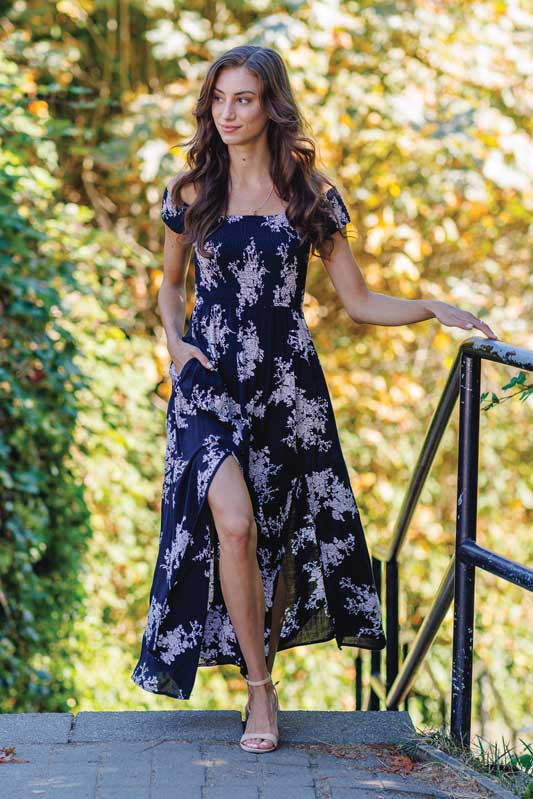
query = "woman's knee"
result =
(207, 454, 256, 552)
(217, 512, 256, 553)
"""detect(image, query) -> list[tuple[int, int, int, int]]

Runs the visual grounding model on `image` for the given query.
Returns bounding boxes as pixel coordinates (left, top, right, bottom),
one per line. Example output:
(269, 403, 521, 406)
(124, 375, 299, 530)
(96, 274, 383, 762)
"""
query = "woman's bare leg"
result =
(266, 569, 288, 673)
(207, 454, 278, 749)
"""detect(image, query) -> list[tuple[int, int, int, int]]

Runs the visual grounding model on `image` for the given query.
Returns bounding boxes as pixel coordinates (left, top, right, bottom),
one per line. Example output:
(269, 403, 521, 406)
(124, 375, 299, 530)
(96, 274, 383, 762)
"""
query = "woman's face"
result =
(211, 66, 269, 144)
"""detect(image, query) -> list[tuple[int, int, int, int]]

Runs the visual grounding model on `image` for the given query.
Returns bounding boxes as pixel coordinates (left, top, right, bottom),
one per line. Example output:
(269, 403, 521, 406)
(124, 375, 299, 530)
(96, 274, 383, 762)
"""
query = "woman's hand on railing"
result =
(427, 300, 498, 340)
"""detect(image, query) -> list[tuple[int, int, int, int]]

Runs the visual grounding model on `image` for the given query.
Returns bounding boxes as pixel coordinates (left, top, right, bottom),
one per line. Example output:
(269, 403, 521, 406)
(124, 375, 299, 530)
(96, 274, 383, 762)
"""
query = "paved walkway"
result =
(0, 711, 514, 798)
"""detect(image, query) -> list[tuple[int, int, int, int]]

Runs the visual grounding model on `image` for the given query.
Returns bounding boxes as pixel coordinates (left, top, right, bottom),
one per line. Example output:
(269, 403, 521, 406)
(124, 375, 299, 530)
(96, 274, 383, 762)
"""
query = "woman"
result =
(131, 45, 497, 753)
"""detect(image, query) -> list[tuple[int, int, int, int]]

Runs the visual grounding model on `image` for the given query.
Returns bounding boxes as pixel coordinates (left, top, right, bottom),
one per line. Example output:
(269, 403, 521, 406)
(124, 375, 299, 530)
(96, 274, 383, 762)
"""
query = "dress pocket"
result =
(169, 356, 197, 384)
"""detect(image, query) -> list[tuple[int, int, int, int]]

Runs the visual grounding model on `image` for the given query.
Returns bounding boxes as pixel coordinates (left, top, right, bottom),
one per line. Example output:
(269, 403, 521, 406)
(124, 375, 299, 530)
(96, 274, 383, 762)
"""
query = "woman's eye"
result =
(213, 96, 250, 104)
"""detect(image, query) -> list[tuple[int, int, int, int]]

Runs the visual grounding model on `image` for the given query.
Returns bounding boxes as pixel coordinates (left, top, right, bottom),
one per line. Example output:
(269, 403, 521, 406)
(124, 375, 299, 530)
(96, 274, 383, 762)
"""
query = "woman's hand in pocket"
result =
(168, 340, 215, 376)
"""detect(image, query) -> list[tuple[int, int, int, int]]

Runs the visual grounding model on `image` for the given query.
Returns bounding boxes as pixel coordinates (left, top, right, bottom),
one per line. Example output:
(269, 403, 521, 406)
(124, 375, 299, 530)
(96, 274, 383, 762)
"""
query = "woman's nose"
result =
(221, 103, 236, 119)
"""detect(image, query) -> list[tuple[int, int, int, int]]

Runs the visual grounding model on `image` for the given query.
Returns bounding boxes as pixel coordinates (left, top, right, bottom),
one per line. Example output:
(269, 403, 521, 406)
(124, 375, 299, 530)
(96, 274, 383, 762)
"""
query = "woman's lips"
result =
(221, 125, 240, 131)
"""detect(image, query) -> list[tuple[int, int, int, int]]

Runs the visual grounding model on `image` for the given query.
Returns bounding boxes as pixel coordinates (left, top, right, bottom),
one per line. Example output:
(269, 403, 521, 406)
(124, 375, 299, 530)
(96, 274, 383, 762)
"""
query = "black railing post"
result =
(386, 558, 399, 698)
(369, 556, 382, 709)
(451, 351, 481, 747)
(355, 652, 363, 710)
(360, 339, 532, 738)
(402, 641, 409, 711)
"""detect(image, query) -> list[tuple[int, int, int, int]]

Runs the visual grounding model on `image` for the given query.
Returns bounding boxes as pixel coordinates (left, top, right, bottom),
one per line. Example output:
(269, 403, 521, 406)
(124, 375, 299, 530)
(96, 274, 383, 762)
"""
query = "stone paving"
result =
(0, 711, 513, 798)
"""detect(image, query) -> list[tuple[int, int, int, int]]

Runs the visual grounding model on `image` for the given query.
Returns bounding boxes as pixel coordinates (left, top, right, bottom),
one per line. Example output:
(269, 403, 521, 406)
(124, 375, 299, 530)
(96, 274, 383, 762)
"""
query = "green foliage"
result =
(1, 0, 531, 750)
(0, 54, 92, 709)
(481, 371, 533, 411)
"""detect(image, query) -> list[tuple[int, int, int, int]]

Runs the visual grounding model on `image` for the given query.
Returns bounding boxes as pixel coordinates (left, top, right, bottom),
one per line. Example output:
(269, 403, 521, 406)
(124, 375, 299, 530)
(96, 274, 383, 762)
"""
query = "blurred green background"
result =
(1, 0, 531, 749)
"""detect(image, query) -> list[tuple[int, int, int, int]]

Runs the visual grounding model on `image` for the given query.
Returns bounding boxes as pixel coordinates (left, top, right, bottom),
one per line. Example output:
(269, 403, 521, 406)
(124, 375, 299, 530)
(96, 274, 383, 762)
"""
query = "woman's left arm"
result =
(319, 232, 498, 340)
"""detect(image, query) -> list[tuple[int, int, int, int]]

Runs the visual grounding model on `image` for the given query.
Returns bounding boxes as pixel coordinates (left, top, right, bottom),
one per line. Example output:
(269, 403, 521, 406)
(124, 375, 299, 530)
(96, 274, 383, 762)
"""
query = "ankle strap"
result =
(245, 673, 272, 686)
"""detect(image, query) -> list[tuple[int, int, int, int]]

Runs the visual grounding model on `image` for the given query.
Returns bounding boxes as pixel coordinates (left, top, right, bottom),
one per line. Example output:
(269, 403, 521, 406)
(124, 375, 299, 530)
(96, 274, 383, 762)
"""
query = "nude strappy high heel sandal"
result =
(240, 672, 280, 753)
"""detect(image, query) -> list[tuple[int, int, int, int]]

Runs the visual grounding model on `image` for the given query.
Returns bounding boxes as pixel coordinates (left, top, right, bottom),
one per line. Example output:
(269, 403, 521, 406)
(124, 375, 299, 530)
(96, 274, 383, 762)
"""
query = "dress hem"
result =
(132, 630, 387, 702)
(277, 631, 386, 654)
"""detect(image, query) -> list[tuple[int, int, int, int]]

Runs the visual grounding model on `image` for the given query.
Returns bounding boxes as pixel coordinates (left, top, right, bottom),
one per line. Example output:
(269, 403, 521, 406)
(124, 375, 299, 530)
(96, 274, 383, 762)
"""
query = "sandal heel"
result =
(239, 672, 280, 753)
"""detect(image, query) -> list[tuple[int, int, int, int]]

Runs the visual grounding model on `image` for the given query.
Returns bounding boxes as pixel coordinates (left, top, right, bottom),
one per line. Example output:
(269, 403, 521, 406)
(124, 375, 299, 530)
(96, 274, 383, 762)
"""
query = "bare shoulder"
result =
(168, 170, 199, 205)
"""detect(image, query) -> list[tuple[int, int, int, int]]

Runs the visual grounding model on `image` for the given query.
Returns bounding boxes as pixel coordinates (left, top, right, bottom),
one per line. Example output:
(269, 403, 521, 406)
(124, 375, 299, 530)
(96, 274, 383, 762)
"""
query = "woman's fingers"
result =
(171, 344, 214, 374)
(478, 320, 498, 339)
(465, 315, 498, 339)
(194, 348, 215, 370)
(442, 306, 498, 340)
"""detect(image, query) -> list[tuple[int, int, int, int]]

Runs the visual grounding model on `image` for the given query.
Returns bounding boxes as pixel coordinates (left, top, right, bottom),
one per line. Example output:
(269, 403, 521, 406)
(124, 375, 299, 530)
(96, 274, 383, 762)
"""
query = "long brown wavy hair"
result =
(168, 44, 349, 260)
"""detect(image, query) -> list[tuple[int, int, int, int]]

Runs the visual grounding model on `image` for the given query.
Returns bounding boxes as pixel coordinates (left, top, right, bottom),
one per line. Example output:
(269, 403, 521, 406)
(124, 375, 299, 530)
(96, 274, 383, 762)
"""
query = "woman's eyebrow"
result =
(213, 89, 257, 96)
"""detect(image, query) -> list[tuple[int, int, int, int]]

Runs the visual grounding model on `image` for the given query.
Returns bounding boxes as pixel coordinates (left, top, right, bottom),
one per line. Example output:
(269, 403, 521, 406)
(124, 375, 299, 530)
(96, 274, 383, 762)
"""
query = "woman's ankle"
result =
(246, 671, 271, 684)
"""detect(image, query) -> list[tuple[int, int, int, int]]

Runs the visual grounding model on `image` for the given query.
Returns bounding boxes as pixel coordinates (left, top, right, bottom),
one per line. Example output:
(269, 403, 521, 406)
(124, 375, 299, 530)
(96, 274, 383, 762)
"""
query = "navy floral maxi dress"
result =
(131, 182, 386, 700)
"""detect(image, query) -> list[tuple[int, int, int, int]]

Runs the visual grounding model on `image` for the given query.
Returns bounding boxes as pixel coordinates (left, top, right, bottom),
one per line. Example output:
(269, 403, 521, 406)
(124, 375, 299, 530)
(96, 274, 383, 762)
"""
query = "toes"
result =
(261, 738, 272, 749)
(257, 739, 273, 749)
(243, 738, 271, 749)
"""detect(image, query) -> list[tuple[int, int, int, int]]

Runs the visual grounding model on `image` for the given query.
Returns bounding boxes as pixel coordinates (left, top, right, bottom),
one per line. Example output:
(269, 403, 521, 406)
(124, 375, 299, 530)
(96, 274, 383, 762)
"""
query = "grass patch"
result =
(401, 728, 533, 798)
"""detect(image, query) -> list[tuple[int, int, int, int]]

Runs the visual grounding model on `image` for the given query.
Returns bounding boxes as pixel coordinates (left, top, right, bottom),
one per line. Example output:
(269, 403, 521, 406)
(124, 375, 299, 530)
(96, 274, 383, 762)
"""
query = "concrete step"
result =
(0, 709, 415, 746)
(1, 711, 515, 799)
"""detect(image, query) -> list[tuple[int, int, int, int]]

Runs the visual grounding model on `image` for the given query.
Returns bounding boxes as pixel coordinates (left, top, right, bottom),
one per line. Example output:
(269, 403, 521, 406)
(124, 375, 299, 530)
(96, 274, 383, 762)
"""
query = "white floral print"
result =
(227, 237, 270, 319)
(156, 619, 204, 666)
(160, 519, 193, 587)
(282, 389, 331, 453)
(195, 240, 225, 291)
(236, 320, 264, 381)
(306, 467, 360, 521)
(162, 422, 187, 509)
(273, 241, 299, 306)
(199, 304, 235, 364)
(249, 445, 283, 505)
(338, 576, 384, 638)
(288, 310, 315, 362)
(145, 595, 170, 646)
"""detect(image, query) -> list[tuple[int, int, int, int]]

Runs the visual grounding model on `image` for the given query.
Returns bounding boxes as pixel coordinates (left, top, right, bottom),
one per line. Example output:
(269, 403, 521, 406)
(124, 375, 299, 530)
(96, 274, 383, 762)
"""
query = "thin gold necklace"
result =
(231, 183, 275, 216)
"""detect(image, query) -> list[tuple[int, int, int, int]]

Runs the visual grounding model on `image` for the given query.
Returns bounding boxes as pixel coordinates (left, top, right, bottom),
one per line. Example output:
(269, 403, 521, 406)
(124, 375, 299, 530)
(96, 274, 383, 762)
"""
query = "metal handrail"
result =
(355, 336, 533, 746)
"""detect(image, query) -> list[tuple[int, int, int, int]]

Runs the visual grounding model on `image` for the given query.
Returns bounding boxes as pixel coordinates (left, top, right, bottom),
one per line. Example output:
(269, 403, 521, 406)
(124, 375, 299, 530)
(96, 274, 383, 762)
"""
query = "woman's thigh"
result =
(207, 454, 255, 545)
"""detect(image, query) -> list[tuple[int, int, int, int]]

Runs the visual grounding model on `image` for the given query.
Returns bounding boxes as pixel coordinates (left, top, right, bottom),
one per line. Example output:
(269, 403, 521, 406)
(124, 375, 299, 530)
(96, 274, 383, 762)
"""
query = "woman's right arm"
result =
(158, 223, 213, 372)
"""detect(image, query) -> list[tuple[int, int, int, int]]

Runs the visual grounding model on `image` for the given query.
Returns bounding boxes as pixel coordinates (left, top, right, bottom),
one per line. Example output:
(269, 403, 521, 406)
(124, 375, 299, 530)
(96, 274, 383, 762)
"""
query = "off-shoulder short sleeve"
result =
(322, 185, 351, 236)
(161, 184, 188, 234)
